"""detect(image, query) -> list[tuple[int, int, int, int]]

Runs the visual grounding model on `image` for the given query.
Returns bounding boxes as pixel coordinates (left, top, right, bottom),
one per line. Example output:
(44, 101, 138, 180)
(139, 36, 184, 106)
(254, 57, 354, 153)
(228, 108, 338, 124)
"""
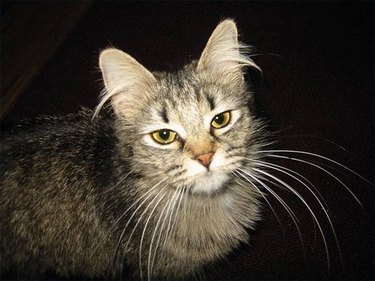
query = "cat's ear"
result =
(197, 19, 259, 79)
(95, 48, 156, 118)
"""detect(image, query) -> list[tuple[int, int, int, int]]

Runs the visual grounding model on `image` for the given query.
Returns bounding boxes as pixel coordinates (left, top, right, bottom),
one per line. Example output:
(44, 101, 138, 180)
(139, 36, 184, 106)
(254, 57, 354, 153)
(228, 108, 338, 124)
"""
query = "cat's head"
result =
(97, 19, 264, 195)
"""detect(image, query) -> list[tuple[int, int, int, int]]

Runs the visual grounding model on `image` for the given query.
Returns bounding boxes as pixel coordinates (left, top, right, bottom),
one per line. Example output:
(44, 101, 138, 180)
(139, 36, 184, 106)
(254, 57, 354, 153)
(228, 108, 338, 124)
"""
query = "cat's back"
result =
(1, 109, 117, 192)
(1, 108, 116, 172)
(2, 108, 108, 153)
(0, 108, 120, 277)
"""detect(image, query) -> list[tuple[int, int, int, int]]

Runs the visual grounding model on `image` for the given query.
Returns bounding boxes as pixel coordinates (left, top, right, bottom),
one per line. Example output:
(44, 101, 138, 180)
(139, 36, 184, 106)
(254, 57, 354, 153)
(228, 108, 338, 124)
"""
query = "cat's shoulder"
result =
(0, 108, 115, 147)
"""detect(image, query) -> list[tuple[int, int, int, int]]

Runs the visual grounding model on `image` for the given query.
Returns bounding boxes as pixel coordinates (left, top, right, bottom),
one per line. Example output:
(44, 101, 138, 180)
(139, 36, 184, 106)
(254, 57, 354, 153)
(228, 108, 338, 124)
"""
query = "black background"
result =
(1, 2, 374, 280)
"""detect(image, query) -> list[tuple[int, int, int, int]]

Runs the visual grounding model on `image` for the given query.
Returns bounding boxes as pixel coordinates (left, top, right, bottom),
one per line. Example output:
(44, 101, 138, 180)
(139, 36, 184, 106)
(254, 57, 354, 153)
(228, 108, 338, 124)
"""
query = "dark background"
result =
(1, 1, 374, 280)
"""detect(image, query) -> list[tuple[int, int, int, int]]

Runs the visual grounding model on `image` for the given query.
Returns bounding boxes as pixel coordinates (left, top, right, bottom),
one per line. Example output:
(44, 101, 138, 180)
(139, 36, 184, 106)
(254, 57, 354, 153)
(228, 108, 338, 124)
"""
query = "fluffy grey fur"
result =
(0, 20, 268, 280)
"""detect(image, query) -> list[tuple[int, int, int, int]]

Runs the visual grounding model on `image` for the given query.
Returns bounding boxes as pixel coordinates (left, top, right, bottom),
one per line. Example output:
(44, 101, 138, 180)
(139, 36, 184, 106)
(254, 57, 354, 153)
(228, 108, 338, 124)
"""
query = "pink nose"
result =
(195, 152, 214, 168)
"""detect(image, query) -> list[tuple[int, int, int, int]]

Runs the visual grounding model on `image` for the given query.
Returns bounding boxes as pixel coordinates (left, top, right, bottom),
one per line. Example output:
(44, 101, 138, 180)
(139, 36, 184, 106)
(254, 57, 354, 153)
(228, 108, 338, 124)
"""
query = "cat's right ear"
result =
(197, 19, 260, 83)
(94, 48, 156, 119)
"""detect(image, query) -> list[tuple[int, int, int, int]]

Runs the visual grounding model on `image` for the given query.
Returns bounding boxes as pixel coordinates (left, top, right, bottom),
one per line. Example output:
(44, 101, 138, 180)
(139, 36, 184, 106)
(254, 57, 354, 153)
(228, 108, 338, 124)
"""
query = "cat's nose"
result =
(195, 152, 214, 168)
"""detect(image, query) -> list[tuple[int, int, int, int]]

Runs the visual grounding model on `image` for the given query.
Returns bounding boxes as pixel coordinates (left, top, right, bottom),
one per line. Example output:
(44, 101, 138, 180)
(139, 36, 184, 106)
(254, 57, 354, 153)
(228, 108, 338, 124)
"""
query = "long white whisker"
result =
(124, 183, 169, 252)
(162, 186, 182, 248)
(147, 189, 177, 281)
(252, 159, 324, 246)
(261, 152, 363, 207)
(167, 187, 185, 242)
(253, 167, 331, 270)
(150, 186, 181, 276)
(237, 169, 301, 224)
(112, 177, 163, 235)
(253, 159, 329, 209)
(233, 170, 284, 229)
(278, 135, 348, 152)
(108, 169, 135, 192)
(252, 159, 343, 265)
(236, 168, 305, 258)
(182, 185, 189, 221)
(260, 149, 372, 186)
(120, 182, 169, 280)
(153, 187, 186, 278)
(113, 178, 168, 267)
(139, 190, 167, 280)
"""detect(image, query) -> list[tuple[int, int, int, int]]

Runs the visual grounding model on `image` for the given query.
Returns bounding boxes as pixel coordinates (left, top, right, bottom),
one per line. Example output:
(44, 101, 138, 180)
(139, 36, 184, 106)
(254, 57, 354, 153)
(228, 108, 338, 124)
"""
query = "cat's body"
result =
(0, 109, 260, 279)
(1, 110, 119, 277)
(1, 20, 266, 279)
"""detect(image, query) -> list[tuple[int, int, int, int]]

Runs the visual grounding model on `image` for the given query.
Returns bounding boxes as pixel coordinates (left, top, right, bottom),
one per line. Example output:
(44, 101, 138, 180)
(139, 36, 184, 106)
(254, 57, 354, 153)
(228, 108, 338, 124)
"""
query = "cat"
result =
(0, 19, 370, 281)
(0, 19, 268, 280)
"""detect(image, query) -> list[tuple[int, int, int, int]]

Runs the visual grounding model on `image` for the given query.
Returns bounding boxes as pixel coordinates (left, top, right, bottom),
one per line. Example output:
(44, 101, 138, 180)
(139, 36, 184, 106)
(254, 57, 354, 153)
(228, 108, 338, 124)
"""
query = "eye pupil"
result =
(214, 114, 224, 125)
(211, 111, 231, 129)
(159, 130, 169, 140)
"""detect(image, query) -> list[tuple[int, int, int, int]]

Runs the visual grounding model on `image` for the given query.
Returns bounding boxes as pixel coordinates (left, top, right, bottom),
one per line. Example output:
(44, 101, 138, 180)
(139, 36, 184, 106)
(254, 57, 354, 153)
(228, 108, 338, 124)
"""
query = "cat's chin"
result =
(191, 171, 230, 195)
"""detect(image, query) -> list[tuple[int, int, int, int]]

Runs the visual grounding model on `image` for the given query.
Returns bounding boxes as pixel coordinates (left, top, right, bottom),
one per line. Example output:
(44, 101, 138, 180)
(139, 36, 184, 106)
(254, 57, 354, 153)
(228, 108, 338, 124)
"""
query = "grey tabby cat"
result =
(0, 20, 266, 279)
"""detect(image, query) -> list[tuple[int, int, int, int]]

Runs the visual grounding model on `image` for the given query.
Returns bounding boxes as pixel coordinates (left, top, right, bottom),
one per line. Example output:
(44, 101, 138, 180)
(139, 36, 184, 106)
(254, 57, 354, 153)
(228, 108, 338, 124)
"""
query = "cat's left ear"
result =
(197, 19, 259, 79)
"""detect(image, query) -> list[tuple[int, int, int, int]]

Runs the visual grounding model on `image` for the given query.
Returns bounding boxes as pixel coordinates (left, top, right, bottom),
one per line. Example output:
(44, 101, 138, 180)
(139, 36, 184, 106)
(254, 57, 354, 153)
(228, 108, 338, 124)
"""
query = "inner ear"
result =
(197, 19, 261, 83)
(197, 19, 241, 74)
(95, 48, 156, 119)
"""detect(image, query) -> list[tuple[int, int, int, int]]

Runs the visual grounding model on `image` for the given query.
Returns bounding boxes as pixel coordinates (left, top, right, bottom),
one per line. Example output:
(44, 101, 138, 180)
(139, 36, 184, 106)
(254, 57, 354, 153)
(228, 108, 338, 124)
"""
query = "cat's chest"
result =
(164, 193, 250, 258)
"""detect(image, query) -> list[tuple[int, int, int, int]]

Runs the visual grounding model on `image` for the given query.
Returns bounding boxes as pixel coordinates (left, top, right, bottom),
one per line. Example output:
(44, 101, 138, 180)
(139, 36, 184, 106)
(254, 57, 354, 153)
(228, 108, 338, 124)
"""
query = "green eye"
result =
(151, 129, 177, 144)
(211, 111, 231, 129)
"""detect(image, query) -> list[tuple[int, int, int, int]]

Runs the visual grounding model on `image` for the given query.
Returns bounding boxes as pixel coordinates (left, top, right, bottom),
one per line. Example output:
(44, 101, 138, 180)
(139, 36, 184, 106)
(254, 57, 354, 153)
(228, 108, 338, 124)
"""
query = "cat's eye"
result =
(211, 111, 231, 129)
(151, 129, 177, 145)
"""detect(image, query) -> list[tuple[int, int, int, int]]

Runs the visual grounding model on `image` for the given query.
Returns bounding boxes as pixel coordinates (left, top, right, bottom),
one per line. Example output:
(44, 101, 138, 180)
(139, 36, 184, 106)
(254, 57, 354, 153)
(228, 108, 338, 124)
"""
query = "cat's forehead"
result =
(151, 76, 210, 129)
(137, 68, 248, 133)
(150, 72, 227, 123)
(155, 70, 242, 110)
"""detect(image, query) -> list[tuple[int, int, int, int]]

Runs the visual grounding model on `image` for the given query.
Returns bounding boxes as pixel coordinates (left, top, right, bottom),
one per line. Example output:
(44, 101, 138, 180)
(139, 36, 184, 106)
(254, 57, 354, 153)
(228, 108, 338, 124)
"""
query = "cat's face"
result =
(131, 71, 256, 194)
(97, 20, 261, 195)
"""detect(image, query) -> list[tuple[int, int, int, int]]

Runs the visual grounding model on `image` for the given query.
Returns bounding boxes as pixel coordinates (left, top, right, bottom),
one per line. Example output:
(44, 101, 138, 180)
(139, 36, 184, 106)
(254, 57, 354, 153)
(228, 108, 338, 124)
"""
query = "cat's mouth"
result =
(190, 170, 230, 195)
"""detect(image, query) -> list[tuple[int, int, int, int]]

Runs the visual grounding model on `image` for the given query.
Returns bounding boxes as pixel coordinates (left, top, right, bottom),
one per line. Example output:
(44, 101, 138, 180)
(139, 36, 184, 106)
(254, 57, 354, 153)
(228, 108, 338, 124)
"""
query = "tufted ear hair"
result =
(197, 19, 260, 81)
(94, 48, 156, 119)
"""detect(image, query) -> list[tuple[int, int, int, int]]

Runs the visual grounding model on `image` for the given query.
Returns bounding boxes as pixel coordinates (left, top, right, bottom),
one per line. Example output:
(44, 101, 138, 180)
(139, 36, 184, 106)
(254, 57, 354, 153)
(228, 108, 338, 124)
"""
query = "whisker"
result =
(147, 188, 179, 281)
(233, 170, 284, 230)
(252, 159, 325, 245)
(162, 186, 183, 248)
(113, 178, 168, 269)
(278, 135, 348, 152)
(155, 187, 186, 278)
(253, 167, 331, 270)
(124, 183, 169, 252)
(253, 159, 329, 210)
(107, 169, 135, 193)
(111, 176, 163, 236)
(139, 189, 168, 280)
(236, 168, 305, 258)
(167, 186, 185, 242)
(150, 186, 181, 276)
(237, 169, 301, 223)
(252, 159, 343, 266)
(260, 152, 364, 207)
(252, 160, 328, 208)
(119, 183, 169, 280)
(260, 149, 373, 186)
(182, 185, 189, 221)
